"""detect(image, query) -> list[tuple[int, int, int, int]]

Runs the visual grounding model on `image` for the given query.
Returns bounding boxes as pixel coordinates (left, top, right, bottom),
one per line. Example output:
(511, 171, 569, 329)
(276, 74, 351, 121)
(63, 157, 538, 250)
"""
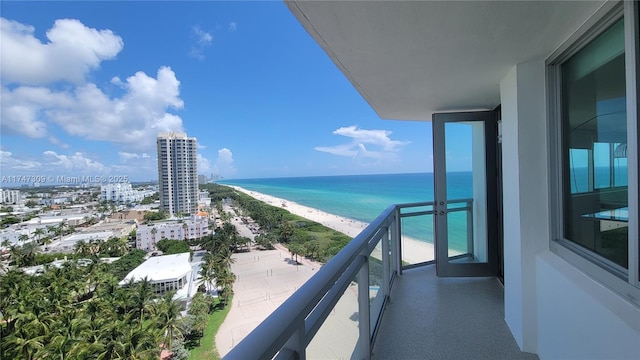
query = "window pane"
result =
(569, 148, 589, 193)
(562, 18, 628, 269)
(594, 142, 611, 189)
(613, 143, 628, 186)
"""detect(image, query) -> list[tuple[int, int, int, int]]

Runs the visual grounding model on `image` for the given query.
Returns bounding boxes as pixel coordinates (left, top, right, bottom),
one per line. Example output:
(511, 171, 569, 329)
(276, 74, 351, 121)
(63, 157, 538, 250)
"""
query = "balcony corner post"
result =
(382, 226, 390, 299)
(282, 321, 306, 360)
(393, 207, 402, 275)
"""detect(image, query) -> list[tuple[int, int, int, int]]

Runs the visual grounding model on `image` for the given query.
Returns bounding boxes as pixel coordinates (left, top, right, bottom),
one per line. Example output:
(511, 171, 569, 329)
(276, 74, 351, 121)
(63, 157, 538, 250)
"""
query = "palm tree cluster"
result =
(0, 260, 188, 359)
(74, 237, 129, 258)
(6, 241, 40, 267)
(197, 225, 239, 306)
(202, 184, 353, 263)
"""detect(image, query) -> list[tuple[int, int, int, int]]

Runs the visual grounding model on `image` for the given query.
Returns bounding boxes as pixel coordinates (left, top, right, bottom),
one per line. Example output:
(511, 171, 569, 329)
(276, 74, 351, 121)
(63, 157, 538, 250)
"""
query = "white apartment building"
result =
(198, 190, 211, 209)
(136, 217, 209, 251)
(100, 183, 154, 203)
(157, 132, 198, 215)
(0, 189, 21, 204)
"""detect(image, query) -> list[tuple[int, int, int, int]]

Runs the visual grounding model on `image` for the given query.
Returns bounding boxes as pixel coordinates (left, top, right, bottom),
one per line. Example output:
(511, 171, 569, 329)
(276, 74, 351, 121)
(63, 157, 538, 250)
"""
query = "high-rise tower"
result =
(156, 132, 198, 216)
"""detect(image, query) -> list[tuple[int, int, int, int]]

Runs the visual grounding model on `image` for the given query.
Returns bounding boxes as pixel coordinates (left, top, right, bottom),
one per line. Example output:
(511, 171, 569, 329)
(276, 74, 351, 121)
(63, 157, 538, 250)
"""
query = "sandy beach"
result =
(229, 185, 435, 264)
(216, 185, 435, 357)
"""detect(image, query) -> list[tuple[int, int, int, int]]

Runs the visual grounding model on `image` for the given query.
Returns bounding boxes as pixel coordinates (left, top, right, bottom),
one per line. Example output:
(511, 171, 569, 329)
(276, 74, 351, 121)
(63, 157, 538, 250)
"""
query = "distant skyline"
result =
(0, 1, 463, 186)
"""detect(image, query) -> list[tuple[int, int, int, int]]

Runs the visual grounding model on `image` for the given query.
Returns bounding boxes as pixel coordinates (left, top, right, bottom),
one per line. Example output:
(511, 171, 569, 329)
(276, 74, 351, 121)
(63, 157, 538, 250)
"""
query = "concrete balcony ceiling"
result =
(287, 0, 605, 120)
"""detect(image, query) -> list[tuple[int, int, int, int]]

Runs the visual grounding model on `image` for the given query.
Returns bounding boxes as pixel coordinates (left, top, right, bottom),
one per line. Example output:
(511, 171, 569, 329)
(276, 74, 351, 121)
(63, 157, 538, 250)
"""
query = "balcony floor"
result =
(372, 265, 539, 360)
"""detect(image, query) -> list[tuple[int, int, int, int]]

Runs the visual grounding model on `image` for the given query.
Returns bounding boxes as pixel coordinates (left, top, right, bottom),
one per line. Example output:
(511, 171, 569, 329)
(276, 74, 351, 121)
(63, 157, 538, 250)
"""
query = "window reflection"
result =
(562, 18, 628, 269)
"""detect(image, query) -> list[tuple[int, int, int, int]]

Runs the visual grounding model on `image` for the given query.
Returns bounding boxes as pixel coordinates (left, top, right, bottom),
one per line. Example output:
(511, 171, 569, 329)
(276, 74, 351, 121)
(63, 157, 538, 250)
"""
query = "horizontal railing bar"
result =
(402, 259, 437, 271)
(400, 210, 435, 217)
(395, 200, 435, 209)
(446, 206, 472, 213)
(395, 198, 472, 210)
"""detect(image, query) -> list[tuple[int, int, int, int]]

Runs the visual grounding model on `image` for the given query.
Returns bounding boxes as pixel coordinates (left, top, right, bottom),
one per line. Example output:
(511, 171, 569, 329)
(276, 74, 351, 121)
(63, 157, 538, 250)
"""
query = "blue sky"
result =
(1, 1, 440, 184)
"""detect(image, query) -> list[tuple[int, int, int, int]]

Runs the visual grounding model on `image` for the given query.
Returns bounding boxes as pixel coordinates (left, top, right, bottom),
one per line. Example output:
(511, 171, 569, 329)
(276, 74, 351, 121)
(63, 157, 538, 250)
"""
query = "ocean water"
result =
(220, 172, 473, 250)
(219, 166, 628, 252)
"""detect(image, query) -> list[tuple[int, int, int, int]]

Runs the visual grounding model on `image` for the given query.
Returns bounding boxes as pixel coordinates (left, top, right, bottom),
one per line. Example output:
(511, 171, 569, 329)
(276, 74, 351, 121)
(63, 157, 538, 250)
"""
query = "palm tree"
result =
(5, 328, 45, 360)
(129, 277, 155, 328)
(150, 227, 157, 243)
(279, 221, 295, 243)
(122, 325, 161, 359)
(213, 247, 236, 269)
(75, 240, 91, 257)
(89, 239, 101, 256)
(215, 267, 236, 306)
(33, 228, 45, 244)
(96, 320, 127, 360)
(198, 261, 216, 295)
(18, 233, 29, 245)
(153, 290, 184, 350)
(10, 242, 39, 267)
(114, 237, 129, 256)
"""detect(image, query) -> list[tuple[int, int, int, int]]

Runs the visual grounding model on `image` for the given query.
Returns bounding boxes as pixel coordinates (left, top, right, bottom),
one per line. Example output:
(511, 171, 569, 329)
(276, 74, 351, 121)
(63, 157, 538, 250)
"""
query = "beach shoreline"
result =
(228, 185, 435, 265)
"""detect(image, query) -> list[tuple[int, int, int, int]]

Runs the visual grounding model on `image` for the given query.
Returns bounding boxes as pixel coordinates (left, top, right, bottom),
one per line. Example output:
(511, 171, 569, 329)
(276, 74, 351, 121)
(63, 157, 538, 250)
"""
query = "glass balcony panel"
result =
(400, 205, 435, 265)
(305, 275, 360, 359)
(369, 252, 384, 336)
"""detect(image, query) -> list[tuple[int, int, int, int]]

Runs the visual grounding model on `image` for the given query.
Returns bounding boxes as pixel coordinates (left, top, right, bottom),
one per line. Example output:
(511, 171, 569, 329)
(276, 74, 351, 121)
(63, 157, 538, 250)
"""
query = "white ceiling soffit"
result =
(287, 0, 606, 121)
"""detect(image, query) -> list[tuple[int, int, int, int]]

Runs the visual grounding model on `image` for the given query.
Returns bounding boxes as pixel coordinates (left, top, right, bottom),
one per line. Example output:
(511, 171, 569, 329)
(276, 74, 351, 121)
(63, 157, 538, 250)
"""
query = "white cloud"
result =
(0, 17, 184, 152)
(2, 66, 185, 151)
(315, 126, 410, 160)
(0, 17, 123, 85)
(0, 86, 69, 138)
(0, 151, 42, 170)
(43, 150, 108, 172)
(213, 148, 236, 176)
(197, 154, 213, 175)
(119, 151, 141, 161)
(228, 22, 237, 32)
(48, 136, 70, 149)
(189, 26, 213, 60)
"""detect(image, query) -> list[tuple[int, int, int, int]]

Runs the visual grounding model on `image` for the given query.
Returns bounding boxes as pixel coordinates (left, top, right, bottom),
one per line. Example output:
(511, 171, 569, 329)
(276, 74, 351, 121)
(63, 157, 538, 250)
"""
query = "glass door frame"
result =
(432, 110, 500, 277)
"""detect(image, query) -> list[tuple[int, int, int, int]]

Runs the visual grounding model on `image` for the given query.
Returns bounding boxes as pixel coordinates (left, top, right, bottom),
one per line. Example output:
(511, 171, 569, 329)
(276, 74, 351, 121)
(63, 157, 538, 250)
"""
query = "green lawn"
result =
(188, 296, 233, 360)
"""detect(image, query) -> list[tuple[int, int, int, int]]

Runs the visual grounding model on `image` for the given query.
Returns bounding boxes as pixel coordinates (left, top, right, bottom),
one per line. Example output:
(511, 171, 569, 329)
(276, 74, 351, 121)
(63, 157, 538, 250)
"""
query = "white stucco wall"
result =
(536, 252, 640, 359)
(500, 60, 549, 353)
(501, 59, 640, 359)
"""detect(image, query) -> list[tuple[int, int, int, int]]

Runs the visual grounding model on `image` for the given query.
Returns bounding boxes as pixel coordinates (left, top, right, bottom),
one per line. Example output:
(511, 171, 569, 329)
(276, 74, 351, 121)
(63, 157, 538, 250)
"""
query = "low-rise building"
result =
(0, 189, 22, 204)
(110, 210, 146, 222)
(198, 190, 211, 209)
(119, 252, 194, 306)
(100, 183, 155, 203)
(136, 216, 209, 251)
(85, 220, 136, 239)
(47, 231, 114, 253)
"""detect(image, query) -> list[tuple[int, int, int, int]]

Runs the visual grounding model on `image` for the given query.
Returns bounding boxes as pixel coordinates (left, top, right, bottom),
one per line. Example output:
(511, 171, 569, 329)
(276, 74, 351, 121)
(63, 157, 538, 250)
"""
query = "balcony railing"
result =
(224, 199, 473, 360)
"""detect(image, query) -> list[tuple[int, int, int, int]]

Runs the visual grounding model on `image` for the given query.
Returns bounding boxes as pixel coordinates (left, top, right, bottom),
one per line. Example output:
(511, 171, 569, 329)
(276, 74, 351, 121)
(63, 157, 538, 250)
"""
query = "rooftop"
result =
(119, 252, 192, 284)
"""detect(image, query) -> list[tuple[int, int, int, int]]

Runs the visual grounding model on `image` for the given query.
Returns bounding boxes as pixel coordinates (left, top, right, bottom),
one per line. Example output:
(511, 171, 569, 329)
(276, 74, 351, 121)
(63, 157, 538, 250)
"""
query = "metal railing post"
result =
(467, 200, 474, 258)
(357, 254, 371, 360)
(282, 321, 306, 360)
(393, 208, 402, 275)
(382, 225, 390, 300)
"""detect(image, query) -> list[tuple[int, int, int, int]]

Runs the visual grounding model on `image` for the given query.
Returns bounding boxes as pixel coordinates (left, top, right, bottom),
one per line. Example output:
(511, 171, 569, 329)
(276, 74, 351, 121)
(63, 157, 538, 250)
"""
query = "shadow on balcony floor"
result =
(372, 265, 538, 360)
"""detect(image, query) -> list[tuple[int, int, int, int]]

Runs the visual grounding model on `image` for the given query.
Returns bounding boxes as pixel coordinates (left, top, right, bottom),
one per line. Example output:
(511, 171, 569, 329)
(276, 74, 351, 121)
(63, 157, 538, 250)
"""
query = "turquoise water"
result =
(219, 172, 473, 251)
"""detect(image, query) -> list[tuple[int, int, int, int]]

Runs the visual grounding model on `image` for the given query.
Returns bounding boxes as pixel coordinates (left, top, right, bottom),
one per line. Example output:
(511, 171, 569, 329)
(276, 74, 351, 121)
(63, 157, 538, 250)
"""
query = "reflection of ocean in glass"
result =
(221, 172, 473, 252)
(569, 166, 628, 194)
